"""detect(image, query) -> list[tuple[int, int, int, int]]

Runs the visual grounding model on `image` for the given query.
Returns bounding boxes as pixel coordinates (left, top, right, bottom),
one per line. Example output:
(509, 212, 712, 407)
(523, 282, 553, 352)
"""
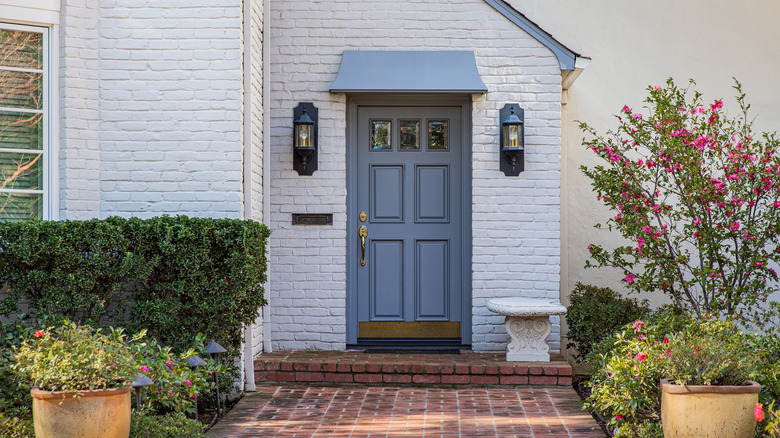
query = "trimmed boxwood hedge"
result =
(0, 216, 269, 352)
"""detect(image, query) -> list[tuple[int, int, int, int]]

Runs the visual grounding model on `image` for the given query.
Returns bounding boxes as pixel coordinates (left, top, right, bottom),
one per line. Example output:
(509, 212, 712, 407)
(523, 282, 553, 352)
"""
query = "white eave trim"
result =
(0, 1, 60, 26)
(562, 57, 591, 90)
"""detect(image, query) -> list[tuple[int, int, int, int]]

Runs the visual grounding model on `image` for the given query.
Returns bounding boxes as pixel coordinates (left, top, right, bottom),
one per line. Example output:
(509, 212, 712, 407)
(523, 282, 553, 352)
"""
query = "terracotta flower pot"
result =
(660, 379, 760, 438)
(31, 387, 132, 438)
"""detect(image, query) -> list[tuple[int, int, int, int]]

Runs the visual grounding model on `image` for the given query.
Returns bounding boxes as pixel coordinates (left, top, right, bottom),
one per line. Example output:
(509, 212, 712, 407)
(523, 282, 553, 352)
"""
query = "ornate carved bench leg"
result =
(505, 315, 552, 362)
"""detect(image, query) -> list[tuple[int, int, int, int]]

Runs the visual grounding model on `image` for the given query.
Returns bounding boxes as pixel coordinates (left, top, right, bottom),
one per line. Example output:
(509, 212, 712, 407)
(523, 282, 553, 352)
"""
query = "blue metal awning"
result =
(329, 51, 488, 94)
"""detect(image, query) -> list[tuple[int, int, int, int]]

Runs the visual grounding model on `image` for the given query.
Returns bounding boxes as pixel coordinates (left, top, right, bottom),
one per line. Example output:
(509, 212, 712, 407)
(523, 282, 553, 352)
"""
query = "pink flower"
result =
(34, 330, 44, 338)
(663, 337, 669, 344)
(756, 262, 763, 267)
(774, 201, 780, 208)
(632, 113, 642, 119)
(635, 353, 648, 363)
(616, 414, 625, 420)
(139, 366, 149, 373)
(622, 105, 630, 112)
(192, 394, 197, 399)
(653, 86, 661, 91)
(755, 403, 764, 422)
(631, 320, 645, 331)
(625, 274, 636, 284)
(185, 380, 192, 387)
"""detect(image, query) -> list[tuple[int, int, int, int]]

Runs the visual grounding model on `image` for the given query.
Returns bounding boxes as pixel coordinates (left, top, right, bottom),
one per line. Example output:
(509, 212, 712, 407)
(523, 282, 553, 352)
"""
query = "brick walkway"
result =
(206, 384, 604, 437)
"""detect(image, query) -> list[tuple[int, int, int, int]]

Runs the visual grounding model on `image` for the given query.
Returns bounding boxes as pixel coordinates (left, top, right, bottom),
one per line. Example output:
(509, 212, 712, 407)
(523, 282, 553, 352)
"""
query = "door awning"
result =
(329, 51, 488, 94)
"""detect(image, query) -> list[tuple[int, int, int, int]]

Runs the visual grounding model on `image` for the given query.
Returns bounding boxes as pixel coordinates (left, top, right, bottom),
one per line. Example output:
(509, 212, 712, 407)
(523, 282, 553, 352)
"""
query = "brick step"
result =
(254, 351, 572, 386)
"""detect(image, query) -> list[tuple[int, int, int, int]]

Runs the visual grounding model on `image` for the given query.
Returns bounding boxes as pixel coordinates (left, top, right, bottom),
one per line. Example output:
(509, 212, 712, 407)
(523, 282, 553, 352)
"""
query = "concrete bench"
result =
(487, 297, 567, 362)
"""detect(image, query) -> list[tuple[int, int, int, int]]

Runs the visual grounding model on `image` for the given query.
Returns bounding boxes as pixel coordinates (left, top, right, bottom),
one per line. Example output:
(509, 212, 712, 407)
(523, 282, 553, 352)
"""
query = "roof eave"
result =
(483, 0, 589, 86)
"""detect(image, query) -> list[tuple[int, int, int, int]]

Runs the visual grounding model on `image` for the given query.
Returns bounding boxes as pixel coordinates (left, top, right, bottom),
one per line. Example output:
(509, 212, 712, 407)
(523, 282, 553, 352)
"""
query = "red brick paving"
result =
(206, 384, 604, 437)
(255, 351, 573, 387)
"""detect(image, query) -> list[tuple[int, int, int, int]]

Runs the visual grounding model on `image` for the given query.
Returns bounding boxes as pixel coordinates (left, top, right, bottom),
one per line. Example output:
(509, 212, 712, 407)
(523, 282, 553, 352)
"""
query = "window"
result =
(0, 24, 52, 220)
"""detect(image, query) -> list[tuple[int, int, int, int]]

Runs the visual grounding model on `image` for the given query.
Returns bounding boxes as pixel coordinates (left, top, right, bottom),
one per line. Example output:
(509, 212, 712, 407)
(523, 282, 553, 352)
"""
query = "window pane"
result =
(0, 152, 42, 190)
(371, 120, 391, 150)
(0, 70, 42, 110)
(428, 120, 448, 150)
(0, 29, 42, 70)
(0, 191, 42, 221)
(399, 120, 420, 150)
(0, 110, 42, 150)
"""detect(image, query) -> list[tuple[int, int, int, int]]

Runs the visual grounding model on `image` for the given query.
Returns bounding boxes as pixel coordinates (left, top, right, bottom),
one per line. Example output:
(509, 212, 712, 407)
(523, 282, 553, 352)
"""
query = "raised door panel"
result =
(370, 240, 404, 320)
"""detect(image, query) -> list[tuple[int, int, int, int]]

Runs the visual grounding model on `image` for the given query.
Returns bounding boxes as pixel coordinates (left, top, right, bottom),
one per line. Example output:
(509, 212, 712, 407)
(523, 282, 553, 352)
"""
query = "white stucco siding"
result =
(97, 0, 244, 218)
(270, 0, 563, 351)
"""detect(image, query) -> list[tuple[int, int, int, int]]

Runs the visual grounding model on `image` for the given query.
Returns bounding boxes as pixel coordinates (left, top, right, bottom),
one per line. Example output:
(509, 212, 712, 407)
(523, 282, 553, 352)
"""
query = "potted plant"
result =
(658, 319, 760, 438)
(14, 323, 138, 438)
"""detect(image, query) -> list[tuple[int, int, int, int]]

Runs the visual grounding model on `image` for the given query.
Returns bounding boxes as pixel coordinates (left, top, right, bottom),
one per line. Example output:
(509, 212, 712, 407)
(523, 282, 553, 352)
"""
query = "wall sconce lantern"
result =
(500, 104, 524, 176)
(293, 102, 318, 175)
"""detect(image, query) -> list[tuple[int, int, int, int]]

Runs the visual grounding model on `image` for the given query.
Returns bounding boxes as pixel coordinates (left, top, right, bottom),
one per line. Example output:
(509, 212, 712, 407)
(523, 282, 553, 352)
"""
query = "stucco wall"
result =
(269, 0, 563, 352)
(508, 0, 780, 359)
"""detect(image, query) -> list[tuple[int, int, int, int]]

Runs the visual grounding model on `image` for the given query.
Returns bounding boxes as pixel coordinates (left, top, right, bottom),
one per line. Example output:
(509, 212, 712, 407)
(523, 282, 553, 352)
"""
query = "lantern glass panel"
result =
(295, 124, 313, 149)
(503, 124, 522, 150)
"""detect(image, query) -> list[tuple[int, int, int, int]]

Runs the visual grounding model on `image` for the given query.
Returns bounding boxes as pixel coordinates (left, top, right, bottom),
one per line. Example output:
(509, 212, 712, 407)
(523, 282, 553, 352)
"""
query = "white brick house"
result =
(7, 0, 778, 387)
(0, 0, 591, 383)
(54, 0, 780, 390)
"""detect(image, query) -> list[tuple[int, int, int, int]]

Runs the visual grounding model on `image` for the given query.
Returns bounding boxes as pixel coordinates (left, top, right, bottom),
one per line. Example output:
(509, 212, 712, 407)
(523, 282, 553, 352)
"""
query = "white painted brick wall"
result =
(97, 0, 244, 218)
(60, 0, 101, 219)
(269, 0, 563, 352)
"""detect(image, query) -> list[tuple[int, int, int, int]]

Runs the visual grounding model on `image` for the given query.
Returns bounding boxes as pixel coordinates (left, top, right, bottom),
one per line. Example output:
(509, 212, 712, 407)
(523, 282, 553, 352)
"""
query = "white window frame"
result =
(0, 22, 58, 220)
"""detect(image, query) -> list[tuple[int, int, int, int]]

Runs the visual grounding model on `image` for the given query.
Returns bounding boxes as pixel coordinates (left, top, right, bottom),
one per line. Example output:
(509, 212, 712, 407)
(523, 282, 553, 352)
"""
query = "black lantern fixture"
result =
(184, 354, 207, 421)
(204, 339, 227, 419)
(293, 102, 318, 175)
(132, 373, 154, 412)
(500, 104, 525, 176)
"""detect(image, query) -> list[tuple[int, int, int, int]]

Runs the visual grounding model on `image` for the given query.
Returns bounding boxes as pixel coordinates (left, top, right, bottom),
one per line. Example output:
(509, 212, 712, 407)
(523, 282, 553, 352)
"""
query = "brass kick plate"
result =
(359, 321, 460, 339)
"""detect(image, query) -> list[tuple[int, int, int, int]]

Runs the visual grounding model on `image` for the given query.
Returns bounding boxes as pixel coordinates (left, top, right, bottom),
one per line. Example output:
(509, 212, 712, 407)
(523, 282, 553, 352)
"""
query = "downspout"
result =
(242, 0, 256, 392)
(261, 0, 273, 355)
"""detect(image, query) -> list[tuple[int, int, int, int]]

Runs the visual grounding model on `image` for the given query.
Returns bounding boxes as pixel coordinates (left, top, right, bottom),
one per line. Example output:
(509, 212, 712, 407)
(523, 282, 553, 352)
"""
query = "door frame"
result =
(345, 94, 473, 348)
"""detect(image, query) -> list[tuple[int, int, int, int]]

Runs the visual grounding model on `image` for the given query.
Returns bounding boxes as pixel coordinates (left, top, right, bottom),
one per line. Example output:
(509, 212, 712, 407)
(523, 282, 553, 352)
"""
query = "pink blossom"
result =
(616, 414, 625, 420)
(635, 352, 648, 363)
(632, 113, 642, 119)
(139, 366, 150, 373)
(185, 380, 192, 387)
(755, 403, 764, 422)
(756, 262, 763, 267)
(653, 86, 661, 91)
(728, 222, 740, 231)
(625, 274, 636, 284)
(631, 320, 645, 331)
(622, 105, 630, 112)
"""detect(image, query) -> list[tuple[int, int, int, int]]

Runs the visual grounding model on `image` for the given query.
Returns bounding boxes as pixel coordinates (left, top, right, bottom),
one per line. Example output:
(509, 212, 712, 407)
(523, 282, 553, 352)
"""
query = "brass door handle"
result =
(359, 226, 367, 266)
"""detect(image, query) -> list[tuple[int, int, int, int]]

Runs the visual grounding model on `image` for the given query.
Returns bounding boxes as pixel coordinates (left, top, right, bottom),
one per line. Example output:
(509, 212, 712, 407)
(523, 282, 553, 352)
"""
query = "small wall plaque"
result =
(292, 213, 333, 226)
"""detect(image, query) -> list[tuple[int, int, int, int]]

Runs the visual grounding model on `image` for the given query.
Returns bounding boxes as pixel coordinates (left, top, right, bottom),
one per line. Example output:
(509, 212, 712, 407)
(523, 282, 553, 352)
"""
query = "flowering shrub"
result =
(132, 332, 222, 414)
(13, 323, 137, 392)
(580, 79, 780, 324)
(586, 314, 761, 437)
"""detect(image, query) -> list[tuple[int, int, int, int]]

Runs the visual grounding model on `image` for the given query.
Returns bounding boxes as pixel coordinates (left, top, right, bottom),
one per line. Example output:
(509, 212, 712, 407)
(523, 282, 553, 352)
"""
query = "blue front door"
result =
(354, 105, 464, 344)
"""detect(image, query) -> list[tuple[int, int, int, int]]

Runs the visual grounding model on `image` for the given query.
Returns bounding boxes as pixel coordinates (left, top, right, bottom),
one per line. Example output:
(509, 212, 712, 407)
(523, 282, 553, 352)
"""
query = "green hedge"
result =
(565, 282, 650, 363)
(0, 216, 269, 351)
